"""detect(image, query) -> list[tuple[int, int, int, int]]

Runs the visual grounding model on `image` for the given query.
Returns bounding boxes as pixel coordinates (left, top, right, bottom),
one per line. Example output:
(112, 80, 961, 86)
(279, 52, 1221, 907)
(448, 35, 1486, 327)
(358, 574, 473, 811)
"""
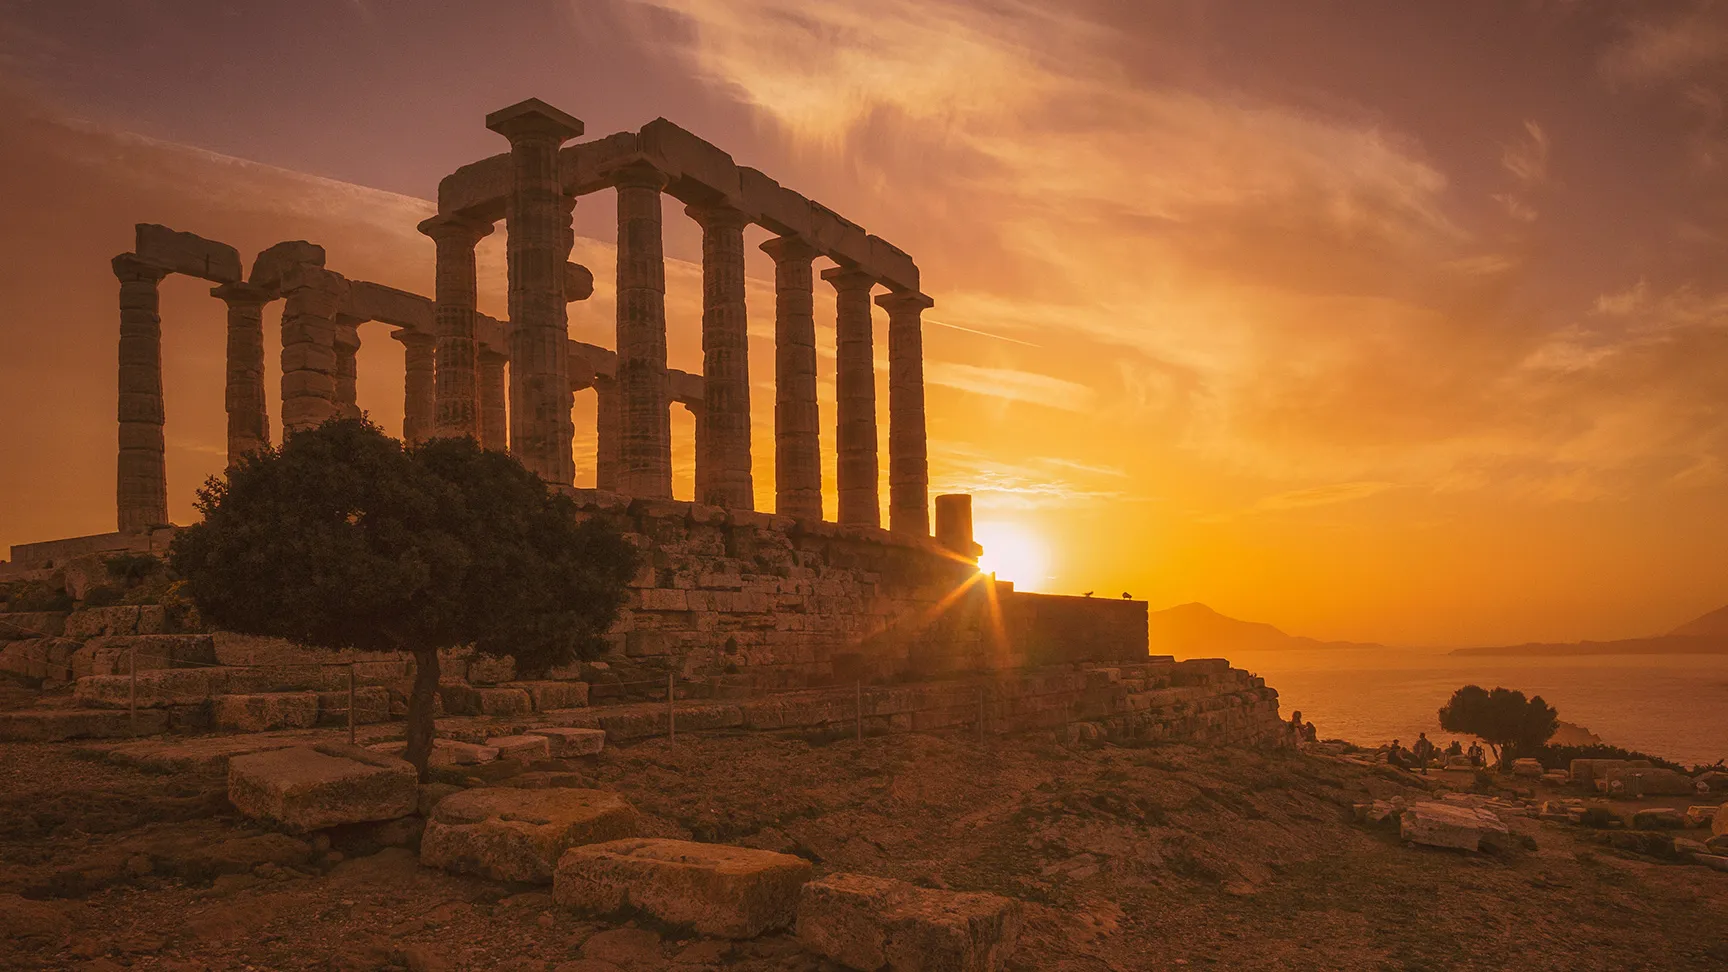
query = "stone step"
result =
(0, 707, 171, 742)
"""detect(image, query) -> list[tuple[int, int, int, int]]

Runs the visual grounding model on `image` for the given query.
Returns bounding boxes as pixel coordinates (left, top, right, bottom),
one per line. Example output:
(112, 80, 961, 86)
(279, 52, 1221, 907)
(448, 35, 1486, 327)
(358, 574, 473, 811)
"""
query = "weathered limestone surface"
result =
(395, 329, 436, 444)
(214, 692, 320, 732)
(64, 605, 168, 639)
(212, 281, 271, 463)
(420, 214, 493, 440)
(490, 99, 583, 484)
(439, 684, 533, 718)
(114, 255, 170, 533)
(613, 163, 673, 499)
(484, 734, 551, 760)
(70, 634, 216, 679)
(823, 268, 880, 528)
(530, 727, 607, 757)
(1605, 766, 1697, 797)
(479, 349, 510, 451)
(228, 743, 417, 833)
(422, 787, 637, 883)
(0, 708, 170, 742)
(553, 838, 813, 938)
(1399, 802, 1509, 851)
(279, 265, 350, 433)
(135, 223, 242, 283)
(878, 290, 933, 536)
(688, 203, 754, 510)
(762, 236, 822, 520)
(797, 872, 1023, 972)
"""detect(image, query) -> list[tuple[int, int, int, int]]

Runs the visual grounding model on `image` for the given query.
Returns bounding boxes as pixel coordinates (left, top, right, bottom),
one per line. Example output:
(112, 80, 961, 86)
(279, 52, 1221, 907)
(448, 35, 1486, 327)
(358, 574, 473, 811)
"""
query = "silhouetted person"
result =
(1413, 732, 1435, 775)
(1303, 721, 1318, 744)
(1287, 710, 1305, 749)
(1446, 739, 1464, 758)
(1387, 739, 1407, 770)
(1467, 742, 1485, 768)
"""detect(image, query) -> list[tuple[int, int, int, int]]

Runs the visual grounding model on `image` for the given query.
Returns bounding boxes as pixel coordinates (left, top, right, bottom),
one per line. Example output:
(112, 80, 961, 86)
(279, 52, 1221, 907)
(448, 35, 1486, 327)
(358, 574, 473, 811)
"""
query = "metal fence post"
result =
(667, 672, 675, 741)
(978, 685, 986, 745)
(856, 680, 864, 743)
(348, 662, 357, 745)
(129, 645, 137, 737)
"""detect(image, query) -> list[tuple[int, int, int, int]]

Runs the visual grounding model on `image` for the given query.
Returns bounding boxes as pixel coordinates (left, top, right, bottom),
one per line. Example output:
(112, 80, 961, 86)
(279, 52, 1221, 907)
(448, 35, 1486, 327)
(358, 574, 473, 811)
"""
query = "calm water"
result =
(1218, 648, 1728, 768)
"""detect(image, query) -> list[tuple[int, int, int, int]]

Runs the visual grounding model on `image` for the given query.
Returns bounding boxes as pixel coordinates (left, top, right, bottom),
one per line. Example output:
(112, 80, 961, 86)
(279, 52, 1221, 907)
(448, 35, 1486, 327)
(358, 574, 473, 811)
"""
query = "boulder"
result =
(421, 787, 636, 883)
(530, 727, 607, 757)
(228, 743, 417, 833)
(1632, 807, 1685, 830)
(553, 838, 812, 938)
(1605, 767, 1696, 798)
(214, 692, 320, 732)
(1570, 759, 1633, 789)
(486, 734, 551, 761)
(1399, 801, 1509, 852)
(797, 872, 1022, 972)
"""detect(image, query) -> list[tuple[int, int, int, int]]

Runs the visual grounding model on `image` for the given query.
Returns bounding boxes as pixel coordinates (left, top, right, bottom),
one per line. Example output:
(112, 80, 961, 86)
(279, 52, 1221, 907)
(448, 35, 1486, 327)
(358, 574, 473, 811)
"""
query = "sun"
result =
(974, 521, 1050, 588)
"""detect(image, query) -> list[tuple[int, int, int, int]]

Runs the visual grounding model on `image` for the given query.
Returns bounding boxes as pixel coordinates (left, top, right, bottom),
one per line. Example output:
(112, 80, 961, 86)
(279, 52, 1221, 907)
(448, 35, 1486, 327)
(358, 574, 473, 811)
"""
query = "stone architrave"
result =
(332, 319, 362, 421)
(394, 329, 435, 444)
(687, 203, 754, 510)
(418, 214, 493, 441)
(595, 375, 622, 492)
(279, 266, 349, 433)
(113, 255, 170, 533)
(211, 281, 271, 465)
(479, 349, 509, 450)
(876, 289, 933, 536)
(821, 267, 880, 528)
(760, 236, 821, 520)
(612, 163, 673, 499)
(488, 99, 583, 485)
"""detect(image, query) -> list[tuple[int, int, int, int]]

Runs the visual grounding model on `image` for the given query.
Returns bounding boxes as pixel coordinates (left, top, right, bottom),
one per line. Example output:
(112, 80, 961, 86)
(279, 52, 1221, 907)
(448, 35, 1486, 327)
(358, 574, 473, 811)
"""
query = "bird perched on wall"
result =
(1121, 592, 1131, 599)
(1083, 591, 1094, 597)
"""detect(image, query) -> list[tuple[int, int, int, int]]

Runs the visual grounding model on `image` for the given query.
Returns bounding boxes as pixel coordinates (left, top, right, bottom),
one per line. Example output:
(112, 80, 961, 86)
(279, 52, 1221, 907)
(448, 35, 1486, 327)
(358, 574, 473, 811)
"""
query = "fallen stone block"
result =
(1673, 837, 1711, 857)
(214, 692, 320, 732)
(1716, 804, 1728, 839)
(553, 838, 812, 938)
(1510, 758, 1544, 779)
(1632, 807, 1685, 830)
(1400, 801, 1509, 852)
(1605, 767, 1696, 798)
(797, 872, 1023, 972)
(1698, 854, 1728, 873)
(1684, 805, 1719, 828)
(228, 743, 417, 833)
(421, 787, 637, 883)
(529, 727, 606, 757)
(1570, 759, 1634, 789)
(486, 734, 551, 761)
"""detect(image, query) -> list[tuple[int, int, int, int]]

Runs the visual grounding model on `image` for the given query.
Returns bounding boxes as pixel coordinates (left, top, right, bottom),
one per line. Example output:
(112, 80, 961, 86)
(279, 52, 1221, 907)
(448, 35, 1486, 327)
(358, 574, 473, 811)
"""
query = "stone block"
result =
(0, 708, 170, 742)
(249, 239, 325, 291)
(738, 166, 813, 239)
(1399, 801, 1509, 852)
(866, 235, 920, 294)
(513, 680, 589, 710)
(1633, 808, 1686, 829)
(1570, 759, 1633, 788)
(486, 734, 551, 761)
(74, 667, 272, 708)
(0, 637, 79, 681)
(422, 787, 637, 883)
(71, 634, 216, 678)
(344, 279, 433, 330)
(553, 838, 812, 938)
(0, 611, 67, 638)
(808, 202, 870, 268)
(529, 727, 607, 757)
(213, 692, 320, 732)
(1715, 804, 1728, 839)
(228, 743, 417, 833)
(63, 605, 166, 639)
(135, 223, 243, 283)
(639, 118, 740, 203)
(316, 686, 392, 725)
(439, 684, 533, 717)
(368, 739, 499, 766)
(796, 872, 1022, 972)
(1605, 767, 1696, 797)
(639, 588, 690, 612)
(466, 653, 517, 684)
(1511, 758, 1544, 779)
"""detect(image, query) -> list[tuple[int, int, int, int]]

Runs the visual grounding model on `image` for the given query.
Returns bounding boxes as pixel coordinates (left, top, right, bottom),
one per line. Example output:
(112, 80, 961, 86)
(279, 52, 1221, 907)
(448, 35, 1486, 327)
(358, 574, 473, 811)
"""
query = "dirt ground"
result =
(1, 727, 1724, 971)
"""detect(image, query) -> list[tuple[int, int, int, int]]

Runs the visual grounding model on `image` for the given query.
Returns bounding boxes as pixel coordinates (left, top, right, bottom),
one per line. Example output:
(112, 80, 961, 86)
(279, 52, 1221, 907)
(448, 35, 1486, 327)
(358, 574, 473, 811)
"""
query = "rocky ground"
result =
(1, 725, 1725, 971)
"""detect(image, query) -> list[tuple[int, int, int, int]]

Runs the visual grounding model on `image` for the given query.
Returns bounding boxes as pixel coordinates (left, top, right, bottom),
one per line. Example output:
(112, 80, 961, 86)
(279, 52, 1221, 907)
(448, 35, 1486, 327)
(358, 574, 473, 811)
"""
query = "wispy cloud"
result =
(925, 361, 1096, 412)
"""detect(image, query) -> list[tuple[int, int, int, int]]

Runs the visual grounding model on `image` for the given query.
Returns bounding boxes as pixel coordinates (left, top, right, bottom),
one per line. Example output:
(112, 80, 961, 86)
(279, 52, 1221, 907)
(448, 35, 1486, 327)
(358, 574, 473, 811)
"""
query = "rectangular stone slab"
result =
(529, 727, 606, 757)
(554, 838, 812, 938)
(134, 223, 242, 283)
(228, 743, 416, 833)
(422, 787, 636, 883)
(796, 872, 1024, 972)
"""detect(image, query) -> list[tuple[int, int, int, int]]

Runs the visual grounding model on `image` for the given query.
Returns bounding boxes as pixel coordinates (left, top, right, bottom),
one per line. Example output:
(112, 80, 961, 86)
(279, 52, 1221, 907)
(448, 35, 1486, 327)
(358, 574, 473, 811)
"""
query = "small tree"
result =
(1437, 684, 1559, 768)
(170, 419, 636, 779)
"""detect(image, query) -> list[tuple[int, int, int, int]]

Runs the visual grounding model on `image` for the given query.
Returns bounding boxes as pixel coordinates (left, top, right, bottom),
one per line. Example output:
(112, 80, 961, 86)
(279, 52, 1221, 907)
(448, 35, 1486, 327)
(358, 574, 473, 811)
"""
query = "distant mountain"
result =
(1670, 604, 1728, 638)
(1147, 602, 1383, 655)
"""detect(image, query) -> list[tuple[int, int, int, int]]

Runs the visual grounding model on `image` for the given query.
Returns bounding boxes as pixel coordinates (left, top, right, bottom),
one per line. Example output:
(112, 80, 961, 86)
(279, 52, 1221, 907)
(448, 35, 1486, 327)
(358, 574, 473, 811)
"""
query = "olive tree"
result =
(170, 418, 636, 778)
(1437, 684, 1559, 768)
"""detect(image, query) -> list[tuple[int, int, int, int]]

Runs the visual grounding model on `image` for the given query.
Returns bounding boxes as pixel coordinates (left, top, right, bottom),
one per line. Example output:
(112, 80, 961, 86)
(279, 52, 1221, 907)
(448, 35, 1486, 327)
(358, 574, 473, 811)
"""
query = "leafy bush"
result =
(103, 553, 163, 585)
(1437, 685, 1558, 766)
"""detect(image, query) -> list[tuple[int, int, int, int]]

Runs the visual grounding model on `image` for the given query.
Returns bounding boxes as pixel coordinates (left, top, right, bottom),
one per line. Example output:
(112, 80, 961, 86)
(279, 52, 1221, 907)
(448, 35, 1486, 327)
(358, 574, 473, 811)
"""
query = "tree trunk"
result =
(405, 648, 439, 782)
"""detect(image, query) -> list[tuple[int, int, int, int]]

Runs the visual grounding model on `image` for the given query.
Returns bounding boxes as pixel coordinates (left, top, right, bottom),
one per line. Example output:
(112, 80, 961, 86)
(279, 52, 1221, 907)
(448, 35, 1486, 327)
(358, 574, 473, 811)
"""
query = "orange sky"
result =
(1, 1, 1725, 647)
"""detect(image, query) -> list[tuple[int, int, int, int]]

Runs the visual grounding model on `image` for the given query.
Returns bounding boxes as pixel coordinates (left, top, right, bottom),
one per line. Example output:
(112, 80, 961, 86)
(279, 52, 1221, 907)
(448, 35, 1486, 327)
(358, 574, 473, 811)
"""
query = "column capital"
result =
(484, 98, 584, 142)
(820, 265, 877, 294)
(607, 161, 669, 192)
(390, 327, 434, 348)
(416, 214, 495, 246)
(112, 254, 168, 284)
(875, 289, 934, 312)
(684, 202, 751, 232)
(759, 235, 819, 265)
(210, 281, 271, 306)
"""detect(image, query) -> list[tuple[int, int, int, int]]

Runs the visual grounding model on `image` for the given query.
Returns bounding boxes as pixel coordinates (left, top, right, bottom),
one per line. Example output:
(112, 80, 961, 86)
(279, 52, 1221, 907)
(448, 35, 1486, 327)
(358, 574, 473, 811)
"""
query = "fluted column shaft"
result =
(114, 255, 169, 534)
(479, 350, 509, 451)
(396, 330, 435, 445)
(211, 281, 270, 465)
(595, 376, 621, 492)
(823, 267, 880, 528)
(688, 204, 754, 509)
(761, 236, 821, 519)
(614, 164, 673, 498)
(333, 321, 362, 421)
(419, 216, 492, 441)
(878, 290, 933, 535)
(279, 266, 348, 434)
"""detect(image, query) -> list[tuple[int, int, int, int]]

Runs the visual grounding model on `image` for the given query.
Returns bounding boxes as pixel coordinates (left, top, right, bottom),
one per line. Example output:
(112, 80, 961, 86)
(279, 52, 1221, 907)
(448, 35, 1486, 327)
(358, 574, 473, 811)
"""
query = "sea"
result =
(1220, 647, 1728, 768)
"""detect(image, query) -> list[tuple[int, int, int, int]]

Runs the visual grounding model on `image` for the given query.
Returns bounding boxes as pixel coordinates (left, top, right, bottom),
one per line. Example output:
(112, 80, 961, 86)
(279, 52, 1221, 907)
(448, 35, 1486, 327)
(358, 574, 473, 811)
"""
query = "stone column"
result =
(488, 99, 583, 485)
(279, 266, 349, 434)
(113, 255, 169, 534)
(821, 267, 880, 528)
(479, 349, 510, 451)
(210, 281, 271, 465)
(687, 204, 754, 509)
(877, 289, 934, 536)
(760, 236, 821, 520)
(333, 320, 362, 421)
(595, 375, 621, 492)
(394, 330, 435, 445)
(418, 215, 493, 441)
(613, 163, 673, 499)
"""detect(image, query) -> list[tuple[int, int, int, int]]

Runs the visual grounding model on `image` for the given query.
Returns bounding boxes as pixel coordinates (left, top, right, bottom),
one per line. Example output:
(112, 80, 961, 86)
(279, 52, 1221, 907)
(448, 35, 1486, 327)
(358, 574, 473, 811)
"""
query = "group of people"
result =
(1383, 732, 1488, 774)
(1286, 710, 1318, 748)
